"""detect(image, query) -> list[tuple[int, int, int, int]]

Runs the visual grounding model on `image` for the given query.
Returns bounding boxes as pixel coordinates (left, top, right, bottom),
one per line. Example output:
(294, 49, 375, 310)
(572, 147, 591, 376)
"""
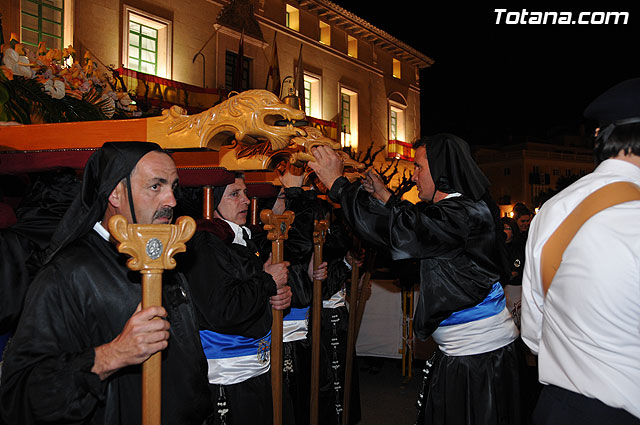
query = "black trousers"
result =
(533, 385, 639, 425)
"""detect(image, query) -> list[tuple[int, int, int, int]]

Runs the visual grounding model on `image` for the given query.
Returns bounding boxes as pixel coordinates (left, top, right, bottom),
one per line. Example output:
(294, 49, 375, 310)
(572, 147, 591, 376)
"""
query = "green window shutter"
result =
(21, 0, 64, 50)
(129, 20, 158, 75)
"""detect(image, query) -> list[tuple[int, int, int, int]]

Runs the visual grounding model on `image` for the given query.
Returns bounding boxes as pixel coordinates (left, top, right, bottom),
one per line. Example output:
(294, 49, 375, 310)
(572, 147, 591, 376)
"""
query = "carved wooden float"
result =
(0, 89, 361, 184)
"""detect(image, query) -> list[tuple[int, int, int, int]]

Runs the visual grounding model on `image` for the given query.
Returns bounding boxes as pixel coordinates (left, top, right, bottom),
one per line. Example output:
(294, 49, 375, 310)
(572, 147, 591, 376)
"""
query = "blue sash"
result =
(439, 282, 505, 326)
(200, 330, 271, 360)
(284, 307, 309, 321)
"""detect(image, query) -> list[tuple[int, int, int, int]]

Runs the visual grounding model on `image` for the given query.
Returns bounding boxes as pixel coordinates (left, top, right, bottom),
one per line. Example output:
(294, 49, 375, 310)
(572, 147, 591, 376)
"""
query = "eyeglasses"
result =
(504, 226, 512, 231)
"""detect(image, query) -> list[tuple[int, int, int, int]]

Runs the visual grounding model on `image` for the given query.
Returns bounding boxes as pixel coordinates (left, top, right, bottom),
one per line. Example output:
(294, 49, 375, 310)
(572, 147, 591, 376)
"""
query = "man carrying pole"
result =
(261, 208, 295, 425)
(269, 165, 330, 425)
(182, 173, 292, 425)
(0, 142, 212, 425)
(310, 135, 521, 425)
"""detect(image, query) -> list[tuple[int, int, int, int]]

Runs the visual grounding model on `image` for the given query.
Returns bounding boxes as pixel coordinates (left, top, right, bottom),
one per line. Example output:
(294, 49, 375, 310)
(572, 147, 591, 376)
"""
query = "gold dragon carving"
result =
(146, 89, 363, 172)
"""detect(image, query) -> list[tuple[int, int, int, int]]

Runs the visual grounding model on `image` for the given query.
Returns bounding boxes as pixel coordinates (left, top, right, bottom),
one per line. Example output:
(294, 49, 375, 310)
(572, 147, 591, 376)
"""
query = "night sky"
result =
(334, 3, 640, 146)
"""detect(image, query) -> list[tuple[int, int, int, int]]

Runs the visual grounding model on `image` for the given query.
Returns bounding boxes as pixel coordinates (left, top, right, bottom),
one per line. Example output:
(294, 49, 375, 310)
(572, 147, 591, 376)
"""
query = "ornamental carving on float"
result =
(150, 90, 305, 151)
(147, 89, 363, 172)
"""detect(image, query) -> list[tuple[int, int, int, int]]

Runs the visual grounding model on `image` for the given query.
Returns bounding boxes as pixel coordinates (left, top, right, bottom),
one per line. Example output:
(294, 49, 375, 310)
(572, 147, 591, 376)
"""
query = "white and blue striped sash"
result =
(283, 307, 309, 343)
(200, 330, 271, 385)
(432, 283, 518, 356)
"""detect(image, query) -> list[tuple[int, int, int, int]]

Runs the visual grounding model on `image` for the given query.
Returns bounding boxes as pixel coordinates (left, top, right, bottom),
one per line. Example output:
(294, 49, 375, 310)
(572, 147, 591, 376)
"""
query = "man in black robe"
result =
(310, 134, 521, 425)
(182, 174, 292, 425)
(0, 142, 211, 425)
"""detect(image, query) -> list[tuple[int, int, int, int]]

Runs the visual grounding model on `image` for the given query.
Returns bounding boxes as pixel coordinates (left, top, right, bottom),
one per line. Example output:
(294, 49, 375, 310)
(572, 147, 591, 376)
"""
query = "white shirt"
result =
(521, 158, 640, 418)
(93, 222, 111, 241)
(222, 219, 252, 247)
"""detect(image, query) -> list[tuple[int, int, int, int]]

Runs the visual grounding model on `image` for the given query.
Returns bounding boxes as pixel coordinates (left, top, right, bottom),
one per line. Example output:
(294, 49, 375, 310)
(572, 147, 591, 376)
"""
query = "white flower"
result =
(43, 79, 66, 99)
(2, 48, 33, 79)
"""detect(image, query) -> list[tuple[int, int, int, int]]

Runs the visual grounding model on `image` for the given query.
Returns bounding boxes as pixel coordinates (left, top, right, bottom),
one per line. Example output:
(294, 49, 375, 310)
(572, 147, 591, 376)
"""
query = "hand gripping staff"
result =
(108, 214, 197, 425)
(260, 209, 295, 425)
(310, 219, 329, 425)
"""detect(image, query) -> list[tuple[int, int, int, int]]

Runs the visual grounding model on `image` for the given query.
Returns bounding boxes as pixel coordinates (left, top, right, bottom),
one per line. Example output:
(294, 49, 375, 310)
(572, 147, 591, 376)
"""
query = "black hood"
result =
(425, 133, 490, 201)
(43, 141, 163, 264)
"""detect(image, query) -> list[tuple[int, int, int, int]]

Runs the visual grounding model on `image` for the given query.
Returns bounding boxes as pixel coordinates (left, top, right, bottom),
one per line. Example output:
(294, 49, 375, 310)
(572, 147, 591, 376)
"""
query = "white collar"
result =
(598, 158, 640, 184)
(94, 219, 253, 246)
(93, 221, 111, 241)
(222, 219, 252, 246)
(444, 192, 462, 199)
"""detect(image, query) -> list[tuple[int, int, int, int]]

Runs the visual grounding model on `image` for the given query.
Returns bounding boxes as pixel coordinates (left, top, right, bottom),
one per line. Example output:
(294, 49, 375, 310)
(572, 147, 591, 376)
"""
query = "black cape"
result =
(0, 170, 81, 334)
(0, 230, 211, 425)
(329, 178, 504, 339)
(181, 218, 277, 339)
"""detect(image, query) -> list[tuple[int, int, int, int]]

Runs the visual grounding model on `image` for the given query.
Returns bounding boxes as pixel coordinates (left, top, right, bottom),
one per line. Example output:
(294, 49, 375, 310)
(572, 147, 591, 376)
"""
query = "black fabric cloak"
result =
(181, 218, 277, 339)
(181, 218, 277, 425)
(1, 141, 211, 425)
(277, 189, 360, 425)
(0, 231, 211, 425)
(326, 134, 521, 425)
(330, 179, 503, 339)
(0, 170, 81, 334)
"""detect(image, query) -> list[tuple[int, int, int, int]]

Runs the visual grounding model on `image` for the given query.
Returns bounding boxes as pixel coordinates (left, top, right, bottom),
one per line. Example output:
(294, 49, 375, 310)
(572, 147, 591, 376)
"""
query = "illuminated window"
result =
(319, 21, 330, 45)
(390, 110, 397, 140)
(304, 73, 321, 118)
(393, 58, 401, 79)
(347, 35, 357, 58)
(387, 96, 410, 160)
(286, 5, 299, 31)
(340, 87, 358, 149)
(389, 104, 405, 141)
(21, 0, 64, 49)
(123, 6, 172, 78)
(342, 94, 350, 134)
(128, 20, 158, 75)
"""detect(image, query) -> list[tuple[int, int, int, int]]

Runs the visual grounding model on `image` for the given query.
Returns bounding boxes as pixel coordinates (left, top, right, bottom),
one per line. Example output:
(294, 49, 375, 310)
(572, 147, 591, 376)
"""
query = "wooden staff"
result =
(203, 186, 213, 220)
(310, 219, 329, 425)
(260, 209, 295, 425)
(250, 196, 259, 225)
(342, 238, 360, 425)
(354, 249, 376, 342)
(108, 214, 196, 425)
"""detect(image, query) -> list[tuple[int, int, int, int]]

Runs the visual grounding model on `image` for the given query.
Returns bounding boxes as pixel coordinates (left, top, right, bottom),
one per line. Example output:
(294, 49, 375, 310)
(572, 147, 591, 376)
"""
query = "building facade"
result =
(2, 0, 432, 194)
(474, 141, 596, 214)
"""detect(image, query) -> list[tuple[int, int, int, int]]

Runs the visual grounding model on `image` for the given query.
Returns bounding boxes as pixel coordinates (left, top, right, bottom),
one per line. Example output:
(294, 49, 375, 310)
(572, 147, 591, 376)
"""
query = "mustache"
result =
(153, 207, 174, 222)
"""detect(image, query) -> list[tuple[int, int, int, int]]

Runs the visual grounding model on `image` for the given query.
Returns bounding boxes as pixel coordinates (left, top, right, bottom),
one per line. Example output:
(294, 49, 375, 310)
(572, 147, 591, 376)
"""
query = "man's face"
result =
(516, 215, 531, 232)
(123, 151, 178, 225)
(411, 146, 436, 201)
(215, 178, 250, 226)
